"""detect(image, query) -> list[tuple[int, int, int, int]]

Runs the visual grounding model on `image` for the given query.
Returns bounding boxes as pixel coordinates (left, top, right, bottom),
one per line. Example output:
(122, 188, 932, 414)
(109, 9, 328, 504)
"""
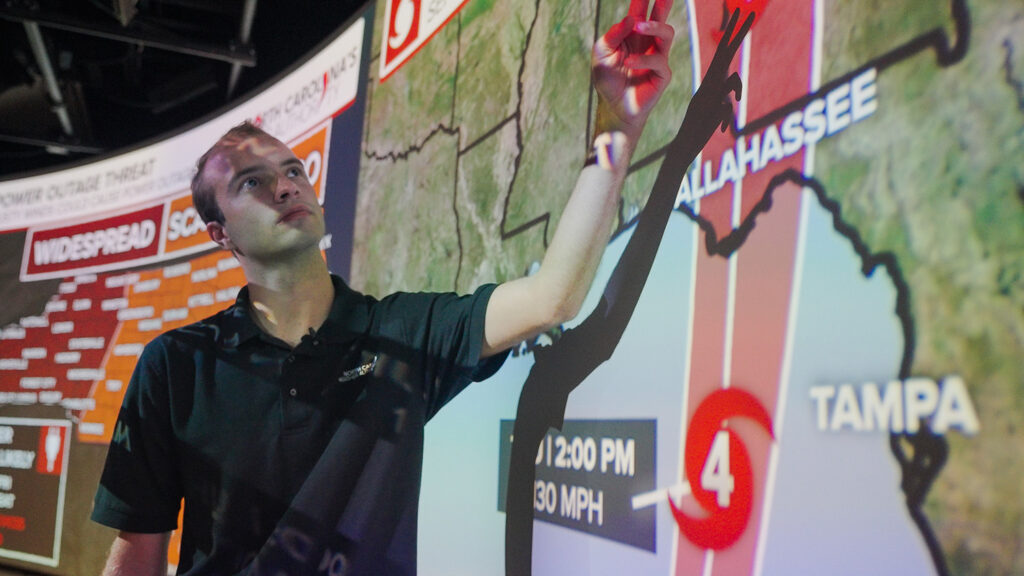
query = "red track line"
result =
(674, 0, 815, 574)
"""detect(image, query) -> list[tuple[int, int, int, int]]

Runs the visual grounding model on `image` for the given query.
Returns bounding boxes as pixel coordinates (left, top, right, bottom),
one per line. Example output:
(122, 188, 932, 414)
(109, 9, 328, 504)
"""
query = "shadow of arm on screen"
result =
(503, 11, 754, 576)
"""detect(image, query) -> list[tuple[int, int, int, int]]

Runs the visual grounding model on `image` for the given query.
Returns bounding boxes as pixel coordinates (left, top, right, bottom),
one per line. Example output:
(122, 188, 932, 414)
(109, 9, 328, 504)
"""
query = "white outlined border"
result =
(0, 417, 71, 568)
(378, 0, 471, 81)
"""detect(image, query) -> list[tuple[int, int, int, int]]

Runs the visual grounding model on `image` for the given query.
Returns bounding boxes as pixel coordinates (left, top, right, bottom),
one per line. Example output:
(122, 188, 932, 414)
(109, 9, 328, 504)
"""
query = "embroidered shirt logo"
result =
(338, 354, 378, 382)
(112, 420, 131, 452)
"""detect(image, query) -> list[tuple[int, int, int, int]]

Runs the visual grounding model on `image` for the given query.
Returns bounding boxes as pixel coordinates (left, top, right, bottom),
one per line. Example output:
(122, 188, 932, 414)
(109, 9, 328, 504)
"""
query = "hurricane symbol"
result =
(388, 0, 417, 50)
(669, 388, 774, 549)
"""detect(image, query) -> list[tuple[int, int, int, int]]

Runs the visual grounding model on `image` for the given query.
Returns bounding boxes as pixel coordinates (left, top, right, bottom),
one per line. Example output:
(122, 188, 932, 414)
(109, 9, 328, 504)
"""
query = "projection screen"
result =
(0, 0, 1020, 574)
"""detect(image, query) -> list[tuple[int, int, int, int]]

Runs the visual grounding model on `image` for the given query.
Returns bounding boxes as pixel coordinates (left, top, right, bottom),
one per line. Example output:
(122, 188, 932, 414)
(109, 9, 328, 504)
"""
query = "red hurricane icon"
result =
(386, 0, 421, 64)
(669, 388, 774, 550)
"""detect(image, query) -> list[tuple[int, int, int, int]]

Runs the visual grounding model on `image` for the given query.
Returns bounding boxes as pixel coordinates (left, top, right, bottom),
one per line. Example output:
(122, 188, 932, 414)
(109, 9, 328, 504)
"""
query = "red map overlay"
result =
(671, 0, 813, 573)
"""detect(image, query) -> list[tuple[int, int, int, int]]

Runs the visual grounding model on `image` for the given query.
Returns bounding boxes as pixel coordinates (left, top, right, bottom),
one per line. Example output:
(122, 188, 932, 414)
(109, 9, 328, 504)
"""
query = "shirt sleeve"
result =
(375, 283, 510, 420)
(91, 337, 182, 533)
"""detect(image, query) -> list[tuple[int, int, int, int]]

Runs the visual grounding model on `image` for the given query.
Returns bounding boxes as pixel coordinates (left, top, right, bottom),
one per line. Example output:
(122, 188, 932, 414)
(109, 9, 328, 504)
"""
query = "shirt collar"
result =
(216, 274, 369, 349)
(318, 274, 370, 344)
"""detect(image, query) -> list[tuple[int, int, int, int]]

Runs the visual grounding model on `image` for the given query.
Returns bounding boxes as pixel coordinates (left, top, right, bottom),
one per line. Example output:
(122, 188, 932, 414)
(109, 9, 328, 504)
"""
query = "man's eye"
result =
(288, 166, 306, 179)
(241, 176, 259, 190)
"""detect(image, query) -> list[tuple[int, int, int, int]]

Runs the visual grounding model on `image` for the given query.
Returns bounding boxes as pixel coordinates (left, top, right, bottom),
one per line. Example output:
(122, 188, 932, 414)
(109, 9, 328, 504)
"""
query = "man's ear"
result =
(206, 221, 233, 251)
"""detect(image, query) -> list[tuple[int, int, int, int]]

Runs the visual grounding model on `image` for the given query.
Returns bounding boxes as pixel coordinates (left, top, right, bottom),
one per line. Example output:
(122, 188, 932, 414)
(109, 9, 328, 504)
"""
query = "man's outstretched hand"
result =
(593, 0, 676, 140)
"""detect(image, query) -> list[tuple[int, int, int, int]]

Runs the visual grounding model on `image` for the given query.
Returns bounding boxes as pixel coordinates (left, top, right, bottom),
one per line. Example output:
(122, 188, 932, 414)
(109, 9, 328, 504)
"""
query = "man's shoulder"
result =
(373, 284, 498, 314)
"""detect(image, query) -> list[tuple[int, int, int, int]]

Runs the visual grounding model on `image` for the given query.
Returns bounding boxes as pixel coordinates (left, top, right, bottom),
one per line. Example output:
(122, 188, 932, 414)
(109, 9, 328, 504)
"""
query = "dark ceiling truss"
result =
(0, 1, 258, 66)
(0, 0, 360, 178)
(0, 0, 265, 176)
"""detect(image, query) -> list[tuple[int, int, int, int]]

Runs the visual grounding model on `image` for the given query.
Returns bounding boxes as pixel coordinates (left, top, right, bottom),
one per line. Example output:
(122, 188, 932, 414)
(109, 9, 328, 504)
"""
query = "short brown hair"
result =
(190, 121, 271, 224)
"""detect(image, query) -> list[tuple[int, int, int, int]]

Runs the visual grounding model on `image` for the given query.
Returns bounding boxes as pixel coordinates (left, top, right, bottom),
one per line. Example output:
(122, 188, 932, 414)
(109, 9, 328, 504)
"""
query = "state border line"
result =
(621, 0, 970, 208)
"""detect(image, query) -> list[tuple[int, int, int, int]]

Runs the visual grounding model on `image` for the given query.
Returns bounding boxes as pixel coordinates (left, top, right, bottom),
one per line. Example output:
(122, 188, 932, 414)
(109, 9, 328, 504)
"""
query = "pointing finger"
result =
(624, 53, 671, 79)
(721, 7, 741, 42)
(649, 0, 673, 24)
(634, 20, 675, 49)
(729, 11, 755, 53)
(598, 16, 637, 56)
(628, 0, 650, 19)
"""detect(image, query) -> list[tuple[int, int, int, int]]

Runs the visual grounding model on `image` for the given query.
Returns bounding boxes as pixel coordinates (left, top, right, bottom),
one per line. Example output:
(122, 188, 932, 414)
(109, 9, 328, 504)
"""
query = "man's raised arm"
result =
(481, 0, 675, 358)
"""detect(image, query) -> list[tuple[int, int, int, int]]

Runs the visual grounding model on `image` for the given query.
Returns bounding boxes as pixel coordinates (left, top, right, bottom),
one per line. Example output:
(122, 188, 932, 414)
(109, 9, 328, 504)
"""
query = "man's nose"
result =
(274, 174, 299, 201)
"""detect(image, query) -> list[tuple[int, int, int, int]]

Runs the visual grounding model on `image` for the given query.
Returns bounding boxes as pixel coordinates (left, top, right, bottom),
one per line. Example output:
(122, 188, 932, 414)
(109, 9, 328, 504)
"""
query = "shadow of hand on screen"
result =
(504, 10, 754, 576)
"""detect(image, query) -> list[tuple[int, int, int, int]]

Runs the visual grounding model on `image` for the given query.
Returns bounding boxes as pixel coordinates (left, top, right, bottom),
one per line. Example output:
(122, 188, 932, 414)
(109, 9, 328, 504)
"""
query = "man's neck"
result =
(240, 250, 335, 348)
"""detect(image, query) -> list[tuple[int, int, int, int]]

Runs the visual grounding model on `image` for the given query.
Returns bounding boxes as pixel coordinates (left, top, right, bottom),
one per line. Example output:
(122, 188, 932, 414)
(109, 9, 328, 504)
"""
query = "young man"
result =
(92, 1, 675, 574)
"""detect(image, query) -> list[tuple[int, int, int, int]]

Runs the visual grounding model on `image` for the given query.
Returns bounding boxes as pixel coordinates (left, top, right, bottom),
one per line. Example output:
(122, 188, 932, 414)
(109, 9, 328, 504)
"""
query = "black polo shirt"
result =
(92, 275, 506, 575)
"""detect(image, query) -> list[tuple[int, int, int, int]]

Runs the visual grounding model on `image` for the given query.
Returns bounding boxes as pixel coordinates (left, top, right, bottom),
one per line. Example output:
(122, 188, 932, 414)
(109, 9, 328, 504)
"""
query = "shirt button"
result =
(286, 355, 295, 364)
(289, 388, 298, 397)
(313, 340, 320, 346)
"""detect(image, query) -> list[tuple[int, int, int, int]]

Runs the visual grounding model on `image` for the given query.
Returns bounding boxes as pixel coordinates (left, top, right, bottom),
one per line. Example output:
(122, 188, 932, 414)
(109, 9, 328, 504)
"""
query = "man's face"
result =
(202, 132, 325, 262)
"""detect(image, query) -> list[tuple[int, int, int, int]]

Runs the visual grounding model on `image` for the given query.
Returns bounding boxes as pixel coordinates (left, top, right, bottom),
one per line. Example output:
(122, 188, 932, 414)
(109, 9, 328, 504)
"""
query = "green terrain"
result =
(355, 0, 1024, 573)
(817, 1, 1024, 573)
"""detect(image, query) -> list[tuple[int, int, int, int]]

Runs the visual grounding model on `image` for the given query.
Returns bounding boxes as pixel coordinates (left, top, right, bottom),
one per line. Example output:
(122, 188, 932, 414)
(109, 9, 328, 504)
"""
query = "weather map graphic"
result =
(360, 0, 1022, 574)
(0, 0, 1020, 574)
